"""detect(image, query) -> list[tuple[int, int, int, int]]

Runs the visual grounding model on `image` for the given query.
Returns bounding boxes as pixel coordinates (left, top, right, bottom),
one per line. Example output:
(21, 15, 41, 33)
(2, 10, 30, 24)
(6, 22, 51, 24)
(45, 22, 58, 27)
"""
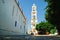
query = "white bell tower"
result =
(31, 4, 38, 32)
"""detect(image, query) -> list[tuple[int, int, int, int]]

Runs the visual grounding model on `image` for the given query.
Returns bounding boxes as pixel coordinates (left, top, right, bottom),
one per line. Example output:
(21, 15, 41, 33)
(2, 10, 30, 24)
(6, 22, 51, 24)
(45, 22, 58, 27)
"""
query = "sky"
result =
(18, 0, 48, 30)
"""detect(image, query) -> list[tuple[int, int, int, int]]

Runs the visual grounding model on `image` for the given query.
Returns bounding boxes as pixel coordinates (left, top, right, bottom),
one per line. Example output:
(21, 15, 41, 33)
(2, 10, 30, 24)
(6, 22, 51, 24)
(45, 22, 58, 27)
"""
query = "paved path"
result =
(0, 35, 60, 40)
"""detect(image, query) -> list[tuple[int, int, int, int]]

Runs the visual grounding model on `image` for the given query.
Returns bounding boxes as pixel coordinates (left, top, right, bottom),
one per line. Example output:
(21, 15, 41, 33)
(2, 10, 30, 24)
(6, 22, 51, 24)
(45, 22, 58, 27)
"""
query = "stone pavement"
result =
(0, 35, 60, 40)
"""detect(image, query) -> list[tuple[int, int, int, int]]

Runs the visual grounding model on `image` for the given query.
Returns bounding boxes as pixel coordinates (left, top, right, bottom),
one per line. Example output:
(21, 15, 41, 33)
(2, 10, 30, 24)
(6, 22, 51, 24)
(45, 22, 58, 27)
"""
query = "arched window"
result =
(33, 24, 35, 26)
(33, 15, 35, 19)
(33, 7, 35, 11)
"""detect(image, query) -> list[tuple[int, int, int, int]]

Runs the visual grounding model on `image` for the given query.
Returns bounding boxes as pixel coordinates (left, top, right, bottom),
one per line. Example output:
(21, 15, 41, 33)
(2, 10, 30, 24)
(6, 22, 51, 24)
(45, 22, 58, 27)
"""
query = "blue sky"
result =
(18, 0, 48, 30)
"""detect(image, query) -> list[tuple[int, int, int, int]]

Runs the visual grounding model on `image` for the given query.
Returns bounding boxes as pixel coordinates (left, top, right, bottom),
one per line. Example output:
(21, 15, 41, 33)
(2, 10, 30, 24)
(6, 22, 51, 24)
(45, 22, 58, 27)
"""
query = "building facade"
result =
(0, 0, 27, 35)
(31, 4, 38, 33)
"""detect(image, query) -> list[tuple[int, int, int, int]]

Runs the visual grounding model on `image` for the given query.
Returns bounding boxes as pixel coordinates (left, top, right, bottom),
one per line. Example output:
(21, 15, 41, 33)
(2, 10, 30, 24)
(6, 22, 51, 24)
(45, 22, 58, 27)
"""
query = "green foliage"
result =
(36, 21, 56, 34)
(50, 29, 55, 34)
(44, 0, 60, 34)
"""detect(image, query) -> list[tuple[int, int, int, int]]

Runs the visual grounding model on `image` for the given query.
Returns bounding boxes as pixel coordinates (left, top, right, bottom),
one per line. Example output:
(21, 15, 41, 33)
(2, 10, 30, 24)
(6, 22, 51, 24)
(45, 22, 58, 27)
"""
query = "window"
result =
(12, 6, 15, 16)
(33, 24, 35, 26)
(33, 20, 35, 22)
(33, 7, 35, 11)
(15, 21, 17, 27)
(24, 26, 25, 28)
(2, 0, 5, 3)
(24, 25, 25, 32)
(33, 15, 35, 19)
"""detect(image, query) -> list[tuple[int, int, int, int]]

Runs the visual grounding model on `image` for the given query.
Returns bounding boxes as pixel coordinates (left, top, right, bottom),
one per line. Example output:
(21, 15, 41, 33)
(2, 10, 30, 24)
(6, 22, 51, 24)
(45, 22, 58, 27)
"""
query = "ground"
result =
(0, 35, 60, 40)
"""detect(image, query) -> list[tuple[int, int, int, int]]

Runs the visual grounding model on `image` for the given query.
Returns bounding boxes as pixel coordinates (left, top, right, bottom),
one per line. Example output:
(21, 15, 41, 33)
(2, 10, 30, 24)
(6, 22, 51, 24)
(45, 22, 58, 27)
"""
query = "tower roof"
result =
(33, 3, 36, 6)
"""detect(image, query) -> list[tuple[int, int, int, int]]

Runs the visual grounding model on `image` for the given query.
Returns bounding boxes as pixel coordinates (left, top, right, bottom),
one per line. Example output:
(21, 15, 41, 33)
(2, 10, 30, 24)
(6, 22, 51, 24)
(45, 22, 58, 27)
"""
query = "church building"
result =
(31, 4, 38, 35)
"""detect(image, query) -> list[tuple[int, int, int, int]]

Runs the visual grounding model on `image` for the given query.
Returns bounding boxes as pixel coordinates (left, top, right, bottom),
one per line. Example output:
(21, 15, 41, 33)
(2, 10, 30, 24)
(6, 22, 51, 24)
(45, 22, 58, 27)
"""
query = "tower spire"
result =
(33, 3, 35, 6)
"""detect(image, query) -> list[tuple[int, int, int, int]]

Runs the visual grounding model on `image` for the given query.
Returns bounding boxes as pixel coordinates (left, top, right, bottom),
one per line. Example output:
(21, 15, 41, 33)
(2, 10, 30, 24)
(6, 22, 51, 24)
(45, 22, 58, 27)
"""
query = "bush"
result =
(36, 21, 56, 34)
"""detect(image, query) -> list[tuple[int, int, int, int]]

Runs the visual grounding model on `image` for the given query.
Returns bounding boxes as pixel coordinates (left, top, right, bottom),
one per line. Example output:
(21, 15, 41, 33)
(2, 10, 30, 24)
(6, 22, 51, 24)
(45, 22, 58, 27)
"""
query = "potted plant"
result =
(46, 30, 49, 35)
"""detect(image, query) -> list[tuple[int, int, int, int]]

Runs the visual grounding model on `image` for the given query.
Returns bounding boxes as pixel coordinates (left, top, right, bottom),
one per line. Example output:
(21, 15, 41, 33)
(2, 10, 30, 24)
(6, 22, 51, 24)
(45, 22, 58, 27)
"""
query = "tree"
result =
(45, 0, 60, 34)
(36, 21, 56, 34)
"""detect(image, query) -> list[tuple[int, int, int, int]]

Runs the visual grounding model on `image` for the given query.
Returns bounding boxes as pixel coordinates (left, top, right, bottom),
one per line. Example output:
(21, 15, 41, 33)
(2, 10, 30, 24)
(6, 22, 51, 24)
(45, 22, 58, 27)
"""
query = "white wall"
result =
(0, 0, 27, 35)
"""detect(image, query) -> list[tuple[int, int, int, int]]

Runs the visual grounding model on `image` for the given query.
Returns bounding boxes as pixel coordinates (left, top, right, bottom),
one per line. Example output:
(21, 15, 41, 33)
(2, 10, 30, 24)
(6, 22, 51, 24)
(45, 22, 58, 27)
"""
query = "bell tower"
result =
(31, 4, 38, 32)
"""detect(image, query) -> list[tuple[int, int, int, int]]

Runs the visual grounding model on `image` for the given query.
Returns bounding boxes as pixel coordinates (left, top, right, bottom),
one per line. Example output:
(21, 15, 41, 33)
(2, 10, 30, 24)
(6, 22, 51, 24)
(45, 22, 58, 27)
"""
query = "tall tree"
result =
(45, 0, 60, 34)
